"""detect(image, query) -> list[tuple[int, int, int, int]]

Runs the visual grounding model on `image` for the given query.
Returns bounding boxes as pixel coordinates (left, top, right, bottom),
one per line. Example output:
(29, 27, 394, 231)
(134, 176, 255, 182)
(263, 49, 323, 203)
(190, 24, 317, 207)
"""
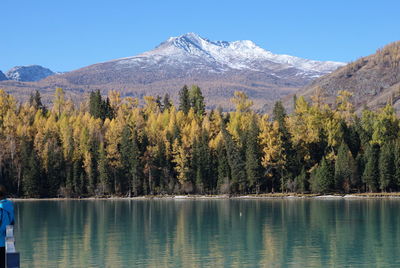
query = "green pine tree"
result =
(362, 144, 380, 192)
(163, 93, 172, 111)
(311, 158, 334, 193)
(342, 123, 361, 157)
(379, 142, 394, 192)
(29, 90, 47, 114)
(244, 116, 262, 193)
(98, 142, 110, 195)
(189, 85, 205, 117)
(394, 140, 400, 190)
(21, 140, 41, 197)
(73, 159, 83, 196)
(120, 126, 141, 196)
(178, 85, 191, 114)
(89, 90, 103, 119)
(294, 168, 307, 193)
(103, 97, 114, 120)
(44, 137, 64, 197)
(221, 123, 246, 193)
(89, 90, 114, 120)
(334, 142, 356, 192)
(216, 142, 231, 194)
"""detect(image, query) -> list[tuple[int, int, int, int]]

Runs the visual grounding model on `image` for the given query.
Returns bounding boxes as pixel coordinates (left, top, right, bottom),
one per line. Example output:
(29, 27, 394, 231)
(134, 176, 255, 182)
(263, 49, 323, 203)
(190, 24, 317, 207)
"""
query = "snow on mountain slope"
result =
(0, 70, 7, 81)
(115, 33, 345, 76)
(6, 65, 54, 82)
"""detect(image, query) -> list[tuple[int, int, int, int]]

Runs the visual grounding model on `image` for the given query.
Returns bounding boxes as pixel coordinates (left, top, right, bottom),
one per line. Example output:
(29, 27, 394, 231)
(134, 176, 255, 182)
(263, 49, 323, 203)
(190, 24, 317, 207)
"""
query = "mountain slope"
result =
(294, 41, 400, 112)
(0, 71, 7, 81)
(5, 65, 55, 81)
(0, 33, 344, 109)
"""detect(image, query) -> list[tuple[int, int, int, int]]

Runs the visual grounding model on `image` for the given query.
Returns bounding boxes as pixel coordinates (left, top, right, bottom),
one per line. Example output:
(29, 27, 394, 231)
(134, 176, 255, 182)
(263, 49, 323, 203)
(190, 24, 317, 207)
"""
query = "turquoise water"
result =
(13, 199, 400, 267)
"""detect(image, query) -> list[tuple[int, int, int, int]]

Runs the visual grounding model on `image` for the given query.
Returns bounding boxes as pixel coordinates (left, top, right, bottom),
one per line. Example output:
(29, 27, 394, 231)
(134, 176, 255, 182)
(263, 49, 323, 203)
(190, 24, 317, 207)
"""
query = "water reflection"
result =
(14, 199, 400, 267)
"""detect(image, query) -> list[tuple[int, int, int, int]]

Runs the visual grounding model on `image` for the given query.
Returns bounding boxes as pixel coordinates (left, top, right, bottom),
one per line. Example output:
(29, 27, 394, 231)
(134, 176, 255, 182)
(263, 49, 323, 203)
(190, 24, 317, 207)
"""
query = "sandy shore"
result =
(9, 193, 400, 201)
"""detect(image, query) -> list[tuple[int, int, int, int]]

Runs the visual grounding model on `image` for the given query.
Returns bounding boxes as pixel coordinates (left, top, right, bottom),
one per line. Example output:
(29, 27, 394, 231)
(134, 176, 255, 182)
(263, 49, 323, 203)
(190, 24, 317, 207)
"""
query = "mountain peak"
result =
(0, 70, 7, 81)
(149, 33, 345, 73)
(162, 33, 230, 51)
(170, 32, 207, 51)
(6, 65, 54, 82)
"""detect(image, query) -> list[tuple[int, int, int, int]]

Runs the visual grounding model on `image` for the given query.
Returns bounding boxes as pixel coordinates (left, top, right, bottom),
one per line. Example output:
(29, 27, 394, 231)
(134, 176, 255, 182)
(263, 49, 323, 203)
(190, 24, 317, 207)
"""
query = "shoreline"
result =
(10, 193, 400, 201)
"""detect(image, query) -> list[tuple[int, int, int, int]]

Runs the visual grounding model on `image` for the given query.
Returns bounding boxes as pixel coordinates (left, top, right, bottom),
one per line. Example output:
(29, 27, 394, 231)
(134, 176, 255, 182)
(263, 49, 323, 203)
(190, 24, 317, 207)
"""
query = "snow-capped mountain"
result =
(0, 70, 7, 81)
(6, 65, 54, 82)
(115, 32, 344, 78)
(0, 33, 345, 109)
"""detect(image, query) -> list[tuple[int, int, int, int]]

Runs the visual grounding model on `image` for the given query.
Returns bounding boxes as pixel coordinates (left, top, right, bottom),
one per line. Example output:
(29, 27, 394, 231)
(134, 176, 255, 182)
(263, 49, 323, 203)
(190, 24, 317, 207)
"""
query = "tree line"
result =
(0, 86, 399, 197)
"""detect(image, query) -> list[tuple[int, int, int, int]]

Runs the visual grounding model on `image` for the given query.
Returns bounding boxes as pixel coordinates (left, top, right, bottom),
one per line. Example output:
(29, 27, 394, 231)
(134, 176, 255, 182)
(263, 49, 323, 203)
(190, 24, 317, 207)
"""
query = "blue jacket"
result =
(0, 199, 14, 247)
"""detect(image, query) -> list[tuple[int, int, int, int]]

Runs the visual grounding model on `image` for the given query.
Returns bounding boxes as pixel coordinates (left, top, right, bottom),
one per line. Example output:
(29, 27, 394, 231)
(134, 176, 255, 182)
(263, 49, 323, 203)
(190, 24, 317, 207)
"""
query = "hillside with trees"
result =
(0, 86, 399, 197)
(291, 41, 400, 113)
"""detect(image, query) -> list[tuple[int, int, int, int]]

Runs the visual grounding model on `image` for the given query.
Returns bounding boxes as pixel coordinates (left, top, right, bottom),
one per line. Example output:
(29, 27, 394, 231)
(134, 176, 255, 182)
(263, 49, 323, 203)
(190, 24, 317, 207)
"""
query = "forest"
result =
(0, 85, 399, 197)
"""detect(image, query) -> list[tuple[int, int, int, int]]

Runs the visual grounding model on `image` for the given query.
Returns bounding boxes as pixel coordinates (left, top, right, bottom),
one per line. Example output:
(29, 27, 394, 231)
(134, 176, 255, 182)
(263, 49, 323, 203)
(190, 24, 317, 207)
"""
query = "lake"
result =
(13, 199, 400, 267)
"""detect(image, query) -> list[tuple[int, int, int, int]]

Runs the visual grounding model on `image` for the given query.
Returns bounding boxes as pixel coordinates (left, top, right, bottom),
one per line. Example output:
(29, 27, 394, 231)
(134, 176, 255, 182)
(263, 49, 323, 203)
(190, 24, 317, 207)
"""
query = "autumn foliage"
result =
(0, 86, 399, 197)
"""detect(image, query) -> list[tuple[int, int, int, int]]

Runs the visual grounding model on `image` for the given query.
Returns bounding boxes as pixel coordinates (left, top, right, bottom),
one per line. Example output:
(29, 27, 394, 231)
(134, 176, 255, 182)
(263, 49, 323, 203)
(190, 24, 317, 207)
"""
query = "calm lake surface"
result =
(13, 199, 400, 267)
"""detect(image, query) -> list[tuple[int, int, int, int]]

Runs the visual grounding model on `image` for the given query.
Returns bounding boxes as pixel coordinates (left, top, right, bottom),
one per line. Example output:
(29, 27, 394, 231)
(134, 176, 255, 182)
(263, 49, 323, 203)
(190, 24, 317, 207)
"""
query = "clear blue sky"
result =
(1, 0, 399, 72)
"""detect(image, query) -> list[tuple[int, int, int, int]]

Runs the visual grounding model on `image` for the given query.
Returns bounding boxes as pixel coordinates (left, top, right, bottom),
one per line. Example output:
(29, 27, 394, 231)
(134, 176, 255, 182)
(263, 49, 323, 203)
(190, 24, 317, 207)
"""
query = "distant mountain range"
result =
(291, 41, 400, 112)
(5, 65, 55, 82)
(0, 33, 344, 109)
(0, 65, 55, 82)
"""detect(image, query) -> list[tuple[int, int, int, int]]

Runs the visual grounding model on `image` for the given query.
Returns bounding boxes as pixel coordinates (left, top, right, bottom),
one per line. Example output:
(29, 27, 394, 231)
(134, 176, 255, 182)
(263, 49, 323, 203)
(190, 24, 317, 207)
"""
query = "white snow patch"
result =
(111, 33, 345, 77)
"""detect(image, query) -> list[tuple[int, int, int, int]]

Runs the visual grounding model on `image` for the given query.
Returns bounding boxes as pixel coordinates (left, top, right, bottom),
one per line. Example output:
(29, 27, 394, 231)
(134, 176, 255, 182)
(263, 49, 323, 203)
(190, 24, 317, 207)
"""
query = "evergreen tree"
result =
(178, 85, 191, 114)
(89, 90, 114, 120)
(362, 144, 380, 192)
(221, 123, 246, 193)
(98, 142, 110, 195)
(216, 142, 231, 194)
(192, 129, 212, 193)
(334, 143, 354, 192)
(394, 140, 400, 190)
(103, 97, 114, 120)
(354, 154, 364, 192)
(73, 159, 83, 196)
(272, 101, 286, 128)
(65, 165, 73, 195)
(44, 136, 64, 197)
(189, 85, 205, 117)
(342, 123, 361, 157)
(120, 126, 141, 195)
(294, 168, 307, 193)
(89, 90, 103, 119)
(29, 90, 47, 114)
(244, 116, 262, 193)
(21, 139, 41, 197)
(310, 158, 333, 193)
(163, 93, 172, 111)
(155, 95, 163, 111)
(379, 142, 394, 191)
